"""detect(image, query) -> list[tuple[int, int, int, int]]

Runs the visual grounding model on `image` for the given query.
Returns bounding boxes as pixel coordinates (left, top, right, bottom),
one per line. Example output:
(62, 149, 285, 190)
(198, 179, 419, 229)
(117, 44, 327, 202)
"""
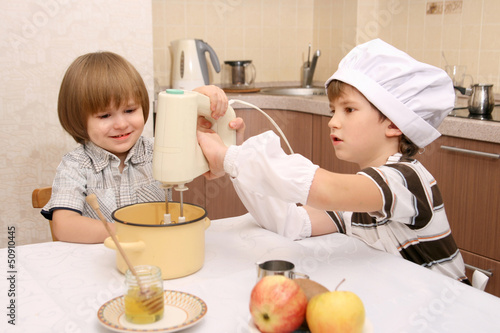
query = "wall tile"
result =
(460, 24, 481, 50)
(478, 50, 500, 86)
(482, 0, 500, 24)
(408, 1, 426, 27)
(442, 23, 462, 50)
(481, 25, 500, 51)
(461, 0, 482, 25)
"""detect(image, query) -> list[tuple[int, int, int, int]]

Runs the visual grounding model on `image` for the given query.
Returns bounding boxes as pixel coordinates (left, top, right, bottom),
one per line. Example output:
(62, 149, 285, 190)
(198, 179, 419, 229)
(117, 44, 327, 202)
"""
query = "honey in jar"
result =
(124, 265, 164, 324)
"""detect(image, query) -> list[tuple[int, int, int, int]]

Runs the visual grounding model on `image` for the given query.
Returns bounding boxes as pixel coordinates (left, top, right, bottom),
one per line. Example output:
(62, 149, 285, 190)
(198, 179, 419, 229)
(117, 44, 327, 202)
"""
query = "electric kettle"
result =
(170, 39, 220, 90)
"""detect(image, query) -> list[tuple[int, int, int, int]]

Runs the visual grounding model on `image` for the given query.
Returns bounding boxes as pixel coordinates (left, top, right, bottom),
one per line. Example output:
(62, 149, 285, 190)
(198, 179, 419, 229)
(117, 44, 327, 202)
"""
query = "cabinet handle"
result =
(464, 263, 493, 277)
(440, 145, 500, 159)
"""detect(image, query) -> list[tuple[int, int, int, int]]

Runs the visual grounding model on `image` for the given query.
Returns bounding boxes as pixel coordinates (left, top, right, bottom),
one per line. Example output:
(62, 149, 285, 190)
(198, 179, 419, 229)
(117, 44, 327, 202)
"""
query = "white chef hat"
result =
(325, 39, 454, 148)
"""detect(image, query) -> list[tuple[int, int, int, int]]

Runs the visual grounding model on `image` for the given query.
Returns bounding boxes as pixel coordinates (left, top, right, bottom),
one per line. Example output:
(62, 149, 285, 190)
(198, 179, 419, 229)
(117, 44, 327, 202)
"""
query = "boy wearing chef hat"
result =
(198, 39, 470, 284)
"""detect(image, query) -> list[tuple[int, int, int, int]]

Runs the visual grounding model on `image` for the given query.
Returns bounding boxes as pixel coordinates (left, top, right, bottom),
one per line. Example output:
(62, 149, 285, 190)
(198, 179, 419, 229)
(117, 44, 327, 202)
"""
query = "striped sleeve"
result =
(326, 211, 347, 234)
(355, 160, 469, 284)
(359, 162, 435, 230)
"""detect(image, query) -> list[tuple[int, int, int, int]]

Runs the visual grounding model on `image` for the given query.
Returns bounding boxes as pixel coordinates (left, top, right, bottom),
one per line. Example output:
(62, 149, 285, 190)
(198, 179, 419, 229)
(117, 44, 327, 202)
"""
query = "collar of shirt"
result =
(83, 136, 152, 173)
(386, 152, 402, 164)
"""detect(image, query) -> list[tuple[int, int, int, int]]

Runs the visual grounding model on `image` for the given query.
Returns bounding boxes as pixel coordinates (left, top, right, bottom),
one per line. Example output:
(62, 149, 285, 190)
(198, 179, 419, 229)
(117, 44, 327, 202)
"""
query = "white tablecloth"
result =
(1, 213, 499, 333)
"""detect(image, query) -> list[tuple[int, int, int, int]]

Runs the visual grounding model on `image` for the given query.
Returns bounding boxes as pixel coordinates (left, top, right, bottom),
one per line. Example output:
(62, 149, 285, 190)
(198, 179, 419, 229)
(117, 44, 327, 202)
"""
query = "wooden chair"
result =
(32, 186, 57, 241)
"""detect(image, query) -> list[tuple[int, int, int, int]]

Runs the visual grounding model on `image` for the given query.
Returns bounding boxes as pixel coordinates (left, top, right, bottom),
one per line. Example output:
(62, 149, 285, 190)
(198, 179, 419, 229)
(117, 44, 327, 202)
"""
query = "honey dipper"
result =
(85, 194, 163, 314)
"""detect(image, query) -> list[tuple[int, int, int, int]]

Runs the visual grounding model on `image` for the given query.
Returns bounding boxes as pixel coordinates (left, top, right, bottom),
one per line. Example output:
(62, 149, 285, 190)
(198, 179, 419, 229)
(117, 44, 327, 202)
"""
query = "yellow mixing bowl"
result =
(105, 201, 210, 280)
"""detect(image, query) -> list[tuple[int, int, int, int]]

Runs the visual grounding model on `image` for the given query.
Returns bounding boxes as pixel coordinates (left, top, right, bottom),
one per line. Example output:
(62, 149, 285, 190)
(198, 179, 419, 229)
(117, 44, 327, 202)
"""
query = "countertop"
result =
(227, 91, 500, 144)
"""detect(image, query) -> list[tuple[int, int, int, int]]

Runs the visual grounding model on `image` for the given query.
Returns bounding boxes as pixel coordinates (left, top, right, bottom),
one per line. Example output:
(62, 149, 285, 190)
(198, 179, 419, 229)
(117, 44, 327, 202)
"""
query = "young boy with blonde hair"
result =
(197, 39, 469, 284)
(42, 51, 240, 243)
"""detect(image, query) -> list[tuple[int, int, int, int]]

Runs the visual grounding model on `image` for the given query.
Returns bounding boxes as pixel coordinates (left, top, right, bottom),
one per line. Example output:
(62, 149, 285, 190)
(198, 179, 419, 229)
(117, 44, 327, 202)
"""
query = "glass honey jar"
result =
(124, 265, 164, 324)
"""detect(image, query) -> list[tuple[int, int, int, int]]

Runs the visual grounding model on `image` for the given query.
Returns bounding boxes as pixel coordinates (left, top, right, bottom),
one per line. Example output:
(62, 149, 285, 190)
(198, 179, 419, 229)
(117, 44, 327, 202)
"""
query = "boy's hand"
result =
(198, 116, 246, 145)
(197, 130, 229, 180)
(194, 85, 246, 144)
(193, 85, 228, 119)
(230, 117, 246, 144)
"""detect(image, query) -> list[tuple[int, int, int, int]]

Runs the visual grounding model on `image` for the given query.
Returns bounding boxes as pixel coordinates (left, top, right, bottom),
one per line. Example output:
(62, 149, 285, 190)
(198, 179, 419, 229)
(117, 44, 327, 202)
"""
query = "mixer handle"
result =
(195, 92, 236, 148)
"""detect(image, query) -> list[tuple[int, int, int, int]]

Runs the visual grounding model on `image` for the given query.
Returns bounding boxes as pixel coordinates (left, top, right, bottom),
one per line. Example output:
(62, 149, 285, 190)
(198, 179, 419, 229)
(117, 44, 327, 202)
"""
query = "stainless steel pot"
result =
(455, 84, 495, 115)
(468, 84, 495, 115)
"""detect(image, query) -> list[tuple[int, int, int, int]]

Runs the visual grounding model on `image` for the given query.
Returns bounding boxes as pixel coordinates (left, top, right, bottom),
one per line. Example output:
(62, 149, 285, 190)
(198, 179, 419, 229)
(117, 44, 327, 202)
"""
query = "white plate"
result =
(249, 317, 373, 332)
(97, 290, 207, 333)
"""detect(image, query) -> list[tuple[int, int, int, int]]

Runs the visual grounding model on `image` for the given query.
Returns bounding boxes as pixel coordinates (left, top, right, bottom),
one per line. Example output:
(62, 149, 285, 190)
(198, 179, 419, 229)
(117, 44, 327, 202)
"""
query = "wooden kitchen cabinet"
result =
(179, 108, 314, 220)
(461, 249, 500, 297)
(236, 108, 314, 158)
(416, 136, 499, 297)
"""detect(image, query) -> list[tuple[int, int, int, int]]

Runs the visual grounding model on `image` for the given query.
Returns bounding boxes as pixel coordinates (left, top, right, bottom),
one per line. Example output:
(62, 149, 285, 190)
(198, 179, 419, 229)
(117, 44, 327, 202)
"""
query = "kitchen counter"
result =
(227, 91, 500, 144)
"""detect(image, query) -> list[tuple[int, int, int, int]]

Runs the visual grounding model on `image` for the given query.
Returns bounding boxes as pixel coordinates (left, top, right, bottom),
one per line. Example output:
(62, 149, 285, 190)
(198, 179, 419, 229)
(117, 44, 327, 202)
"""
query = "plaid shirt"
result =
(42, 136, 166, 223)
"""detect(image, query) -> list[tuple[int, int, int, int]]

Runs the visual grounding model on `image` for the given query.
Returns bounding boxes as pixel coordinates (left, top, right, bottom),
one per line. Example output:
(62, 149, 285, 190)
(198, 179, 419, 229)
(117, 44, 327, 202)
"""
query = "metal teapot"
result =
(454, 84, 495, 115)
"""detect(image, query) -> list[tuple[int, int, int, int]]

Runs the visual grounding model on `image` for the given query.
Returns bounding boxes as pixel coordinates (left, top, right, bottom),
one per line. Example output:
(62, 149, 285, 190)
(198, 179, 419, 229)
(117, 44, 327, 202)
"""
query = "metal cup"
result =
(468, 84, 495, 115)
(256, 260, 309, 281)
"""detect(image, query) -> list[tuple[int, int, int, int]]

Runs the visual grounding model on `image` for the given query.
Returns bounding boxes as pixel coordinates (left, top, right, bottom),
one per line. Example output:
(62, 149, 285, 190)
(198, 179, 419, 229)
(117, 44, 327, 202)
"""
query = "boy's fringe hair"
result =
(58, 52, 149, 144)
(327, 80, 419, 158)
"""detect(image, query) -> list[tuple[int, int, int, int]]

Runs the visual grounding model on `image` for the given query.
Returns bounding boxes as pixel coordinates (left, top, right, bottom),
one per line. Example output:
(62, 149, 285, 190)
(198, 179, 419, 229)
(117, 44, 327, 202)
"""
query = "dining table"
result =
(2, 213, 500, 333)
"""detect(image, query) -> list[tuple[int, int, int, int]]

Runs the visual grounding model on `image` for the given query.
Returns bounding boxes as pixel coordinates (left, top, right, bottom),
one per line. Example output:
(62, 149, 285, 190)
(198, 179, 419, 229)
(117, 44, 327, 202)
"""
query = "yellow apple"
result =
(250, 275, 308, 333)
(306, 290, 365, 333)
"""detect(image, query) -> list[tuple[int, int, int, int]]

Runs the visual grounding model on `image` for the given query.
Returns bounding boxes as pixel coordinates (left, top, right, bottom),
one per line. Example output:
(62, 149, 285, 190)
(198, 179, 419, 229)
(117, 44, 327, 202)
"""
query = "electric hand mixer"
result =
(152, 89, 236, 223)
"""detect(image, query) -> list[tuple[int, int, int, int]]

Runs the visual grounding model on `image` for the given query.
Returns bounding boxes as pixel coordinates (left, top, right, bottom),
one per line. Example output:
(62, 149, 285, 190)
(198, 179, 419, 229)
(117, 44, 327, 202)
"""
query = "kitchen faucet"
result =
(302, 47, 321, 88)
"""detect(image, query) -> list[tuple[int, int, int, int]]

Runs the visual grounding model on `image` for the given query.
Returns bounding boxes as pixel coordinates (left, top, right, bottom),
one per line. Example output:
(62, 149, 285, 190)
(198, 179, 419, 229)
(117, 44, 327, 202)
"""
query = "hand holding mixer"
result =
(153, 89, 236, 223)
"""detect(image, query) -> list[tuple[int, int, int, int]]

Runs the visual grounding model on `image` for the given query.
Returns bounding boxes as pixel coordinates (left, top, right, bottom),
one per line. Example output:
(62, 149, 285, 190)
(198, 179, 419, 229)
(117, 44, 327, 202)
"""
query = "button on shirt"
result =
(42, 136, 166, 223)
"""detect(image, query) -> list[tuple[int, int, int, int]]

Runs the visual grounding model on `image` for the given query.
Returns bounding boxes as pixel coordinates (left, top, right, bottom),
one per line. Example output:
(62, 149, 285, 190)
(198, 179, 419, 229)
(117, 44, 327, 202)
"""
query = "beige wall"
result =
(0, 1, 154, 247)
(152, 0, 340, 87)
(357, 0, 500, 92)
(153, 0, 500, 93)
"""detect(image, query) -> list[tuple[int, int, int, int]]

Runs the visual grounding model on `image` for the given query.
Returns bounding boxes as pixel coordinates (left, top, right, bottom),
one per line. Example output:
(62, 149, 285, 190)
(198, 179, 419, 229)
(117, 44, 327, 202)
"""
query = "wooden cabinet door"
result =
(461, 249, 500, 297)
(237, 108, 314, 158)
(203, 108, 314, 220)
(416, 136, 500, 262)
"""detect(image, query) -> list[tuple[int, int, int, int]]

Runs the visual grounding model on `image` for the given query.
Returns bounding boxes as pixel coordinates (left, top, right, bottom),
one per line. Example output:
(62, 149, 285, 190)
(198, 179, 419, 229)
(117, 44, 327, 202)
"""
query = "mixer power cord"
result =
(228, 99, 295, 155)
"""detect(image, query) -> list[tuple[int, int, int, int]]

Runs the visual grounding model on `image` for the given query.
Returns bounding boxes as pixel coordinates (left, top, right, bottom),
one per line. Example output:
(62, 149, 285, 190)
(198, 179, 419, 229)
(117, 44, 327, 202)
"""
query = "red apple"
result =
(250, 275, 307, 333)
